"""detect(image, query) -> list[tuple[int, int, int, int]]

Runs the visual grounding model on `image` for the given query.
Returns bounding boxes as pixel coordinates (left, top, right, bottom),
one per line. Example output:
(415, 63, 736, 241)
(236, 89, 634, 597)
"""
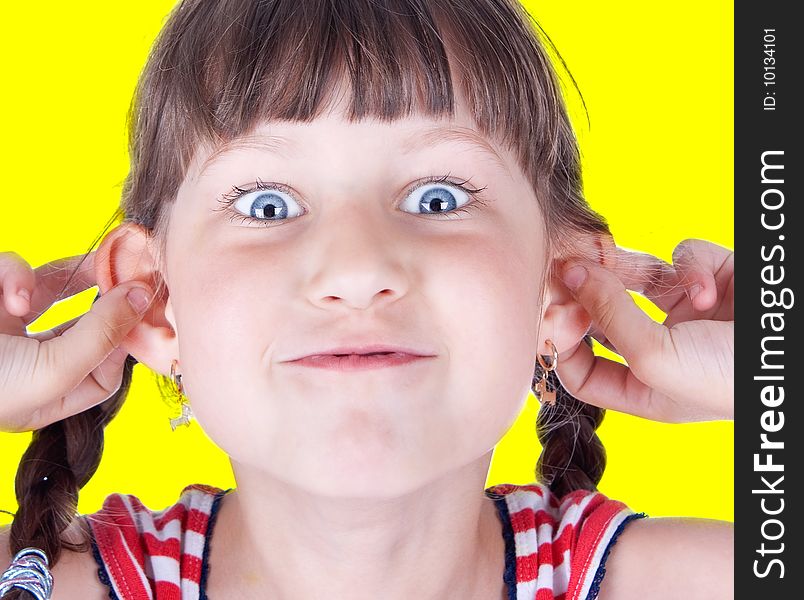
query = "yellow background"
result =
(0, 1, 733, 525)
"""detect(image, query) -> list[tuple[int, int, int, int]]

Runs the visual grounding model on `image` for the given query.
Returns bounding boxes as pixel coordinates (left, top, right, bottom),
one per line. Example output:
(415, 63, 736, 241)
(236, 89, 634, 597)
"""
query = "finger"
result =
(33, 282, 152, 401)
(562, 261, 669, 371)
(27, 347, 130, 430)
(26, 253, 98, 325)
(0, 251, 36, 318)
(671, 239, 728, 312)
(605, 246, 688, 314)
(555, 339, 676, 422)
(59, 347, 130, 418)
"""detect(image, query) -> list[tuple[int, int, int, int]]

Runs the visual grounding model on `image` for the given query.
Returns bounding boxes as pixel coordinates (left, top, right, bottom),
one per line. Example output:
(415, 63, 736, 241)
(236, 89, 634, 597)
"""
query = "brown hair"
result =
(6, 0, 610, 585)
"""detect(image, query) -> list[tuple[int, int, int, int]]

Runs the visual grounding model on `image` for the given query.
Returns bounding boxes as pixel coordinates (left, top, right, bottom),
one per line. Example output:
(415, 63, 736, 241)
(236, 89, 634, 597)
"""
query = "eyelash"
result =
(214, 174, 490, 228)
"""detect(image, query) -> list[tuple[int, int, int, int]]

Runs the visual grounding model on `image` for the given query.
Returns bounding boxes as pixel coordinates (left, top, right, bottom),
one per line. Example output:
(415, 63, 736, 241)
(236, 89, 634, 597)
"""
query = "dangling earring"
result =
(167, 359, 193, 431)
(532, 339, 558, 406)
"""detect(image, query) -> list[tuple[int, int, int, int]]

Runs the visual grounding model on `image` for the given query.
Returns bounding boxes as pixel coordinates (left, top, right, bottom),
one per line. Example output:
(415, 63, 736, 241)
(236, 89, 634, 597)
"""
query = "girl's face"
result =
(162, 97, 547, 496)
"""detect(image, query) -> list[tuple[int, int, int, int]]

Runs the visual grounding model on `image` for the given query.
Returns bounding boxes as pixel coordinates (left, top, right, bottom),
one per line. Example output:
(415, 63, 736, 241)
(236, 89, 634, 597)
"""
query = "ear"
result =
(537, 270, 592, 358)
(536, 233, 616, 357)
(94, 222, 178, 377)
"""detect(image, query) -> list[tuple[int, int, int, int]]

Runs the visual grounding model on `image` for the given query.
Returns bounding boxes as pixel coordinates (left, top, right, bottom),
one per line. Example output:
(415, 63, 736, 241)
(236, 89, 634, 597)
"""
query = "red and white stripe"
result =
(85, 481, 644, 599)
(485, 482, 646, 600)
(86, 484, 224, 600)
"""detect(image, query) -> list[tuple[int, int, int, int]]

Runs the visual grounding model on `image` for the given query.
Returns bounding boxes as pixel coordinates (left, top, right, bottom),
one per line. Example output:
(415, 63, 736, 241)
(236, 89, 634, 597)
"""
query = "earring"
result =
(532, 339, 558, 406)
(167, 359, 193, 431)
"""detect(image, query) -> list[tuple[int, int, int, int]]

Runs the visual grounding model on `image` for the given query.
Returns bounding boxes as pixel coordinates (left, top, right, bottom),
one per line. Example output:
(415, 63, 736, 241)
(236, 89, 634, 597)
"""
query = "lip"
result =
(281, 344, 434, 363)
(287, 352, 434, 371)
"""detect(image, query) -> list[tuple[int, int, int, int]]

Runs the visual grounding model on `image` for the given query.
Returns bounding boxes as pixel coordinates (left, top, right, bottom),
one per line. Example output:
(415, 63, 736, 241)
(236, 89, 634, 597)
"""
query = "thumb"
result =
(671, 239, 720, 311)
(561, 262, 666, 368)
(37, 282, 153, 393)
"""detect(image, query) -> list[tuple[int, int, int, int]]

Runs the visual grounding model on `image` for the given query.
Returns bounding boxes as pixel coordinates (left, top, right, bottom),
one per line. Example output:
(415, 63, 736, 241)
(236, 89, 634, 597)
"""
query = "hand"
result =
(555, 239, 734, 423)
(0, 251, 153, 433)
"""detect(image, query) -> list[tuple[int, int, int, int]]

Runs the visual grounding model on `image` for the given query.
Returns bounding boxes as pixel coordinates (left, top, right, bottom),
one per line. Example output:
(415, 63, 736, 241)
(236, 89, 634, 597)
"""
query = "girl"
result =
(0, 0, 734, 599)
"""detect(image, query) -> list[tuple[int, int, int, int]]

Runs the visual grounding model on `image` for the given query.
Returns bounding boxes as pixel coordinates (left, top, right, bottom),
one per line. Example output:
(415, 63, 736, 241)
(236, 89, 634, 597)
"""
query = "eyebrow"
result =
(401, 125, 508, 171)
(197, 125, 508, 177)
(198, 135, 297, 177)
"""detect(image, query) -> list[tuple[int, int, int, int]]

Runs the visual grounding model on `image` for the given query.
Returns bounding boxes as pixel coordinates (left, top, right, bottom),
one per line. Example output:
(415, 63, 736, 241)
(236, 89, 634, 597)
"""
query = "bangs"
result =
(125, 0, 599, 243)
(135, 0, 566, 179)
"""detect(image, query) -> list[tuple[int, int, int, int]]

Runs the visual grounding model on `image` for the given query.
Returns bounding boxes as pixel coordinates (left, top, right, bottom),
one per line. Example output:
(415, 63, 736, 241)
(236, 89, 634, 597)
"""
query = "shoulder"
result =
(1, 521, 110, 599)
(485, 482, 647, 600)
(594, 516, 734, 600)
(86, 484, 228, 597)
(490, 484, 733, 599)
(1, 484, 227, 599)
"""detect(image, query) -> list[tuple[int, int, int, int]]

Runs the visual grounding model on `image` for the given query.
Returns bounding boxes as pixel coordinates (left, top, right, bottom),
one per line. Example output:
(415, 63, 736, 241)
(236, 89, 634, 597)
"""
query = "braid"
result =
(534, 335, 607, 499)
(4, 354, 137, 599)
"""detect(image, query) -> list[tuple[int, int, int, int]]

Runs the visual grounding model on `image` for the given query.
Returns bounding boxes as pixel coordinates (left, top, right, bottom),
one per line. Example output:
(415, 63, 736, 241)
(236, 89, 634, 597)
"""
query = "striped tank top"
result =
(83, 482, 647, 599)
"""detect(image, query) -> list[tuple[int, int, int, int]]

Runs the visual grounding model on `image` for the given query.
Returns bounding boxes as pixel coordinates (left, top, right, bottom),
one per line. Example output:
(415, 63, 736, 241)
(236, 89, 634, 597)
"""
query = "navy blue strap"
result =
(584, 512, 649, 600)
(89, 532, 120, 600)
(489, 496, 517, 600)
(198, 488, 233, 600)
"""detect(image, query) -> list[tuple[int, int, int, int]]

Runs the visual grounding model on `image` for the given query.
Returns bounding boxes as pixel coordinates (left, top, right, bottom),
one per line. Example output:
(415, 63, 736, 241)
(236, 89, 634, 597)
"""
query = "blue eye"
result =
(398, 182, 471, 215)
(234, 189, 301, 221)
(217, 175, 487, 227)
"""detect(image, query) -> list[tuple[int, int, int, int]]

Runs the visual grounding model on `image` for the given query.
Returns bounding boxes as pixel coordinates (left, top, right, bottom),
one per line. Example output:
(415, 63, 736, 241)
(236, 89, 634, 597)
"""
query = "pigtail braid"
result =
(534, 335, 607, 499)
(4, 353, 136, 599)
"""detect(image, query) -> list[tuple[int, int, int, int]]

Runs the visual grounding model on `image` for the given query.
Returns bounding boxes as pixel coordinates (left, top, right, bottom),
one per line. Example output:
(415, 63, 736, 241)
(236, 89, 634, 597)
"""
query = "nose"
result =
(303, 208, 410, 312)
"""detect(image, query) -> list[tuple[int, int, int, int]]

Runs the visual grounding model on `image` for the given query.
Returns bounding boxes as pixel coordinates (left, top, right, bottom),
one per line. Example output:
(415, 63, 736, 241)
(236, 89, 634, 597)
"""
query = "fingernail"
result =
(127, 287, 151, 313)
(688, 283, 702, 302)
(17, 288, 31, 301)
(562, 265, 588, 291)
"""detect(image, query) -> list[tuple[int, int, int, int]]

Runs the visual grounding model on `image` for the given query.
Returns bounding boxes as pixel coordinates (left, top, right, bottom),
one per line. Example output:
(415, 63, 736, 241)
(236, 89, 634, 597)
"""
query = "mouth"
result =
(285, 351, 434, 371)
(331, 351, 394, 357)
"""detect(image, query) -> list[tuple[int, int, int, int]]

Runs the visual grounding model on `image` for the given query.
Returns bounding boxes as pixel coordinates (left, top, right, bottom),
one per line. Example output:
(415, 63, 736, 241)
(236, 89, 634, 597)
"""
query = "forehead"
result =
(186, 92, 516, 184)
(201, 123, 508, 175)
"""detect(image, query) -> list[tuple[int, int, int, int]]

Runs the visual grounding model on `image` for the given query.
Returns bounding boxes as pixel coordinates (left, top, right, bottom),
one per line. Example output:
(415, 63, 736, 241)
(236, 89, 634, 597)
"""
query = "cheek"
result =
(175, 266, 272, 353)
(442, 229, 542, 359)
(166, 259, 285, 440)
(429, 232, 543, 451)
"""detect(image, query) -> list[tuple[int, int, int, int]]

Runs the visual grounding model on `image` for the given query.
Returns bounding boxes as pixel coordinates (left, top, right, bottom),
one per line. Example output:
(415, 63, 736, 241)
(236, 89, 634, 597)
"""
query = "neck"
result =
(207, 456, 508, 600)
